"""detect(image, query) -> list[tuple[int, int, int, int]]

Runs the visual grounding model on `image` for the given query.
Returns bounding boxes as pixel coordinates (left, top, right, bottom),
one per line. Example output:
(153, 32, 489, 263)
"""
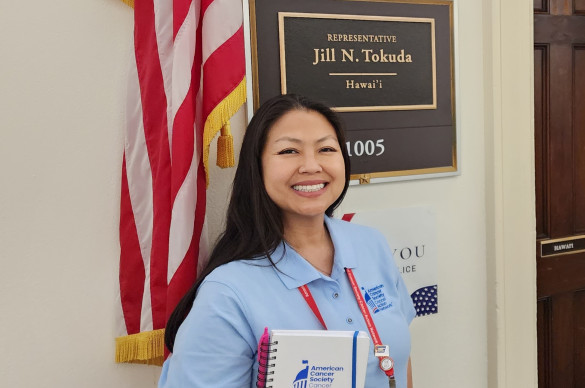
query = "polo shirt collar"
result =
(272, 216, 359, 290)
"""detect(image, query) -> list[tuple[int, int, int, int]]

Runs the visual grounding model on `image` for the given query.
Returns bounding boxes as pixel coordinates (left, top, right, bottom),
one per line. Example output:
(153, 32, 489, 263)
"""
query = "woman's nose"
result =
(298, 153, 323, 173)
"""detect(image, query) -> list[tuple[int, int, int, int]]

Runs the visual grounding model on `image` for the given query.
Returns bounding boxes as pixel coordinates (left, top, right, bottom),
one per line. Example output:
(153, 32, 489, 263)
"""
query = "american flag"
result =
(115, 0, 246, 365)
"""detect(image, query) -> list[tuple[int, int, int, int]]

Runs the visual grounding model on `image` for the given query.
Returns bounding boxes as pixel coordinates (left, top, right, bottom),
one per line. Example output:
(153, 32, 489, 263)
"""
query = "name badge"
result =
(374, 344, 390, 357)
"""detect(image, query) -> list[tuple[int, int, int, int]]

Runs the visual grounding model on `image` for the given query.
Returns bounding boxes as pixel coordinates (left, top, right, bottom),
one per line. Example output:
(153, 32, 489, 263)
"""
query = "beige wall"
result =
(0, 0, 536, 387)
(0, 0, 160, 386)
(484, 0, 538, 386)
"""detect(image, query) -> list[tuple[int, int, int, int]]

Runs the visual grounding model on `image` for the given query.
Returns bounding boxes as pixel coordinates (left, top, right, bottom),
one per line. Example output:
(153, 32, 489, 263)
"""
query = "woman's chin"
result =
(282, 208, 330, 222)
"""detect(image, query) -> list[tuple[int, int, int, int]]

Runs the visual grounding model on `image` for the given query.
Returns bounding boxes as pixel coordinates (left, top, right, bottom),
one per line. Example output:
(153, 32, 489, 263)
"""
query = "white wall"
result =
(0, 0, 536, 387)
(484, 0, 537, 386)
(0, 0, 160, 386)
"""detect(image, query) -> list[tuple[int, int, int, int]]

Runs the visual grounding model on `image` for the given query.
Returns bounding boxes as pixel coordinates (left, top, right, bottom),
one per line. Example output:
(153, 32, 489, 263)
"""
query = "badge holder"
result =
(375, 345, 396, 388)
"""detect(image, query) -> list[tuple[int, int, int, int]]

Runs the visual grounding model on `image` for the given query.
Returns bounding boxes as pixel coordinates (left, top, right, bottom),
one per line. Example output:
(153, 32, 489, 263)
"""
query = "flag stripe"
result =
(153, 0, 174, 152)
(168, 153, 200, 283)
(170, 85, 196, 201)
(119, 158, 146, 335)
(121, 39, 154, 336)
(167, 161, 207, 311)
(171, 1, 199, 132)
(134, 0, 172, 331)
(169, 107, 207, 286)
(170, 2, 201, 202)
(173, 0, 193, 39)
(124, 47, 154, 267)
(201, 0, 243, 64)
(202, 26, 246, 117)
(167, 0, 204, 283)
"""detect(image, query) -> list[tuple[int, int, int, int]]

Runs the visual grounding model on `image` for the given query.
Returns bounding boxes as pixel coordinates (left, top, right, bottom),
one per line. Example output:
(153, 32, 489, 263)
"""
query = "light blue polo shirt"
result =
(159, 216, 416, 388)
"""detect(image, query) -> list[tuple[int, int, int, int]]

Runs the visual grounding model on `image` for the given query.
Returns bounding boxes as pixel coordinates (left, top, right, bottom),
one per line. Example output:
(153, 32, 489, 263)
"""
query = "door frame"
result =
(484, 0, 538, 387)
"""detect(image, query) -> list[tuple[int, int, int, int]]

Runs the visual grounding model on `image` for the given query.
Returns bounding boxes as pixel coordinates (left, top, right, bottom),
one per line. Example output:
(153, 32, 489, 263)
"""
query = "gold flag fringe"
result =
(203, 77, 247, 186)
(120, 0, 134, 8)
(115, 329, 165, 366)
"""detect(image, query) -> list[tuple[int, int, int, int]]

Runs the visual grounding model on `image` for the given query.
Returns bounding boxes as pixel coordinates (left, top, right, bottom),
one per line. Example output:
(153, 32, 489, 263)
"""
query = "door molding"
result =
(484, 0, 537, 387)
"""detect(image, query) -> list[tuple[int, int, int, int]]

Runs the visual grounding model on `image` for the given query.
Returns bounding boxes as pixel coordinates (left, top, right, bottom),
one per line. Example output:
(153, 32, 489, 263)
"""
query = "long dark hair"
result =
(165, 94, 351, 351)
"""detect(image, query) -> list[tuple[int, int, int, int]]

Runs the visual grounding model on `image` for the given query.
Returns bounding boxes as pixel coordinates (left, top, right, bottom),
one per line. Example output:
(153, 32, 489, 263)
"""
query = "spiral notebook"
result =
(257, 329, 370, 388)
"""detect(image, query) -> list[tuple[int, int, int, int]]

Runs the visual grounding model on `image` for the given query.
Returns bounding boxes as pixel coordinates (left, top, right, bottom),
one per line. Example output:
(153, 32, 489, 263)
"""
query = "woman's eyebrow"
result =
(274, 136, 301, 143)
(316, 134, 337, 143)
(273, 135, 337, 144)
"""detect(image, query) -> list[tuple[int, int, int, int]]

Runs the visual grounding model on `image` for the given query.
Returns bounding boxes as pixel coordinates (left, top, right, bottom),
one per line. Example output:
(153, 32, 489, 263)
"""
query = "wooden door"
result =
(534, 0, 585, 386)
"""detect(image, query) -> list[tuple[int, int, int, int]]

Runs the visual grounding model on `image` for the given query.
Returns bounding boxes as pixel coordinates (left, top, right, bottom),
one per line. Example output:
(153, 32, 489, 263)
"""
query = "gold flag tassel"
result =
(202, 77, 247, 186)
(120, 0, 134, 8)
(216, 121, 235, 168)
(115, 329, 165, 366)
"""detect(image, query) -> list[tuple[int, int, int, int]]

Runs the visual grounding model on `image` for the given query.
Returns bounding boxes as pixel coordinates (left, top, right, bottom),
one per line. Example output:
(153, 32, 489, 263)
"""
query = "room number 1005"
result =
(345, 139, 385, 157)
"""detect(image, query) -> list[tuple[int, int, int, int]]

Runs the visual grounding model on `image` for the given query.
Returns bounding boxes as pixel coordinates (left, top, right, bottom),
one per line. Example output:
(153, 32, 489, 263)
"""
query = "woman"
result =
(160, 94, 415, 388)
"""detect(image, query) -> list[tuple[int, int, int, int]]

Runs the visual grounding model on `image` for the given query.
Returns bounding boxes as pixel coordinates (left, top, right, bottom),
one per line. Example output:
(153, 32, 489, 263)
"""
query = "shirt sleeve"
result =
(159, 280, 256, 388)
(395, 269, 417, 324)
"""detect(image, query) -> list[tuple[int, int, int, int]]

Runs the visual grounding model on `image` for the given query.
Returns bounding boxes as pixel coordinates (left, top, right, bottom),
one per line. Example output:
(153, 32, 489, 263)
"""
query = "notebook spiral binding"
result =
(256, 340, 278, 388)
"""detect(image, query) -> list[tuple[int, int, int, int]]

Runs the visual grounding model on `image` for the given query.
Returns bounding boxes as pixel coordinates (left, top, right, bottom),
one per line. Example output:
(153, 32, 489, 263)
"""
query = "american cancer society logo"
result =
(361, 284, 392, 314)
(292, 360, 344, 388)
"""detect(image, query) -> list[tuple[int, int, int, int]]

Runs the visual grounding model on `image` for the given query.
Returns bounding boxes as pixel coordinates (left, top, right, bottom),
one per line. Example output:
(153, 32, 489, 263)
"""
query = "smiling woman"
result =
(159, 94, 415, 388)
(262, 110, 346, 230)
(262, 109, 347, 277)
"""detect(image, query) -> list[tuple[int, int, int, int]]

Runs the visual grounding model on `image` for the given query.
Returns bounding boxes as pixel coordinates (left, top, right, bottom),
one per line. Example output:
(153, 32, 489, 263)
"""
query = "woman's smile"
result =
(292, 181, 327, 195)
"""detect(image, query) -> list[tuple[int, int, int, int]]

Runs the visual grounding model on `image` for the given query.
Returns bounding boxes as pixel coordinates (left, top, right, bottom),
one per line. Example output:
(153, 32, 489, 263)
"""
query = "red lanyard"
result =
(298, 268, 395, 379)
(299, 284, 328, 330)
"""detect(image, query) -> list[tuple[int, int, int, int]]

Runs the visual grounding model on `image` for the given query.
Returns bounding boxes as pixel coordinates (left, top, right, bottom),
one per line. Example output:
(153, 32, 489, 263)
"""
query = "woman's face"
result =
(261, 109, 346, 225)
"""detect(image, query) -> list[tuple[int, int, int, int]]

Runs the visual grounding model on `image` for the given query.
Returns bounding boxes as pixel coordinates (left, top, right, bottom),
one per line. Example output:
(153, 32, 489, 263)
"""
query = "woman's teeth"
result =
(292, 183, 325, 192)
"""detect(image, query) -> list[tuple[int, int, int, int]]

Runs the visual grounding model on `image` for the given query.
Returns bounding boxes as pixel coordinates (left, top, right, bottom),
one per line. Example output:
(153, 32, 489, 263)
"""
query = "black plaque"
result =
(279, 13, 436, 112)
(250, 0, 456, 183)
(541, 236, 585, 257)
